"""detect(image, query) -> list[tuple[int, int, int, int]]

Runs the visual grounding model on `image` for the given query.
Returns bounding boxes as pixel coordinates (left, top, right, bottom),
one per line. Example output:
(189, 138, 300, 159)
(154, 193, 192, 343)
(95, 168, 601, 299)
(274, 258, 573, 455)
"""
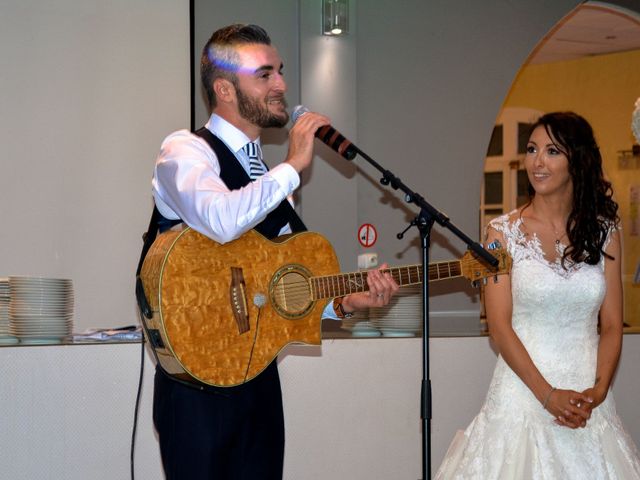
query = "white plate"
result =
(10, 324, 73, 332)
(10, 323, 73, 331)
(12, 330, 71, 337)
(9, 297, 73, 304)
(7, 303, 74, 313)
(11, 322, 71, 329)
(10, 290, 72, 298)
(10, 321, 72, 329)
(19, 337, 64, 345)
(9, 317, 73, 327)
(9, 280, 72, 286)
(9, 302, 73, 313)
(9, 288, 72, 295)
(10, 301, 73, 308)
(9, 316, 73, 323)
(0, 335, 19, 345)
(10, 307, 73, 316)
(351, 329, 382, 337)
(12, 328, 71, 336)
(10, 312, 73, 318)
(9, 292, 73, 300)
(9, 276, 72, 283)
(13, 327, 70, 334)
(380, 330, 416, 337)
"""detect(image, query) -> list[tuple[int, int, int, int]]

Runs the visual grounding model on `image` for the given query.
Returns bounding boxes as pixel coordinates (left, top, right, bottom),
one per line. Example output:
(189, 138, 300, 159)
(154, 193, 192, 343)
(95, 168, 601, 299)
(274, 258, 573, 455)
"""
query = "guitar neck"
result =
(310, 260, 463, 300)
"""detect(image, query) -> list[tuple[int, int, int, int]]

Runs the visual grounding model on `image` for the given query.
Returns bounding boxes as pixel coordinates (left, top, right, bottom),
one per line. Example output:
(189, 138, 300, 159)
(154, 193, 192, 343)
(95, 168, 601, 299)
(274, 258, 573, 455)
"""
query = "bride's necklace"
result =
(552, 226, 566, 245)
(519, 212, 567, 245)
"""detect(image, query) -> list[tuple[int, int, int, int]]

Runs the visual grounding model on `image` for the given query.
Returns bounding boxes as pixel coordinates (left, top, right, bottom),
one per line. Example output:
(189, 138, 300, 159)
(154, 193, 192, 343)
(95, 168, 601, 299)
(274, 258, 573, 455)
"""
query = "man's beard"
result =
(236, 87, 289, 128)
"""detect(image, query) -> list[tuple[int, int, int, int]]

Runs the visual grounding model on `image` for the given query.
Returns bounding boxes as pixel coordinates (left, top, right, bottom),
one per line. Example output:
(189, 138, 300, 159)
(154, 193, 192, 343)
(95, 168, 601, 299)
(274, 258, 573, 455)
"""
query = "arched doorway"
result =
(482, 1, 640, 327)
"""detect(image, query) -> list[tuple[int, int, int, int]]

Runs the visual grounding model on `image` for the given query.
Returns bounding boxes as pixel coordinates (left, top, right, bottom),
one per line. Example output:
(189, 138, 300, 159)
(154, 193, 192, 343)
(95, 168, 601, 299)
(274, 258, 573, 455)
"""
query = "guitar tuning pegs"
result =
(493, 275, 499, 283)
(482, 278, 488, 286)
(471, 280, 478, 288)
(487, 240, 502, 251)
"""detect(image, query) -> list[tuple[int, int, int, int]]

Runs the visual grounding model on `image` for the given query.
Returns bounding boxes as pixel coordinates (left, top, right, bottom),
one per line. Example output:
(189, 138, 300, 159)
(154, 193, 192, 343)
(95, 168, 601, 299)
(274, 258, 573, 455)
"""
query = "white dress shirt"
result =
(151, 113, 338, 320)
(152, 113, 299, 244)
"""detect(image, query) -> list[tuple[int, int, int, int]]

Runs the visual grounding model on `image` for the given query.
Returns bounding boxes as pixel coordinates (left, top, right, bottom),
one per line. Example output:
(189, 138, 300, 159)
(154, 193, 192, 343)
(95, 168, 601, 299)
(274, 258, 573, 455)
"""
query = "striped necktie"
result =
(242, 142, 266, 180)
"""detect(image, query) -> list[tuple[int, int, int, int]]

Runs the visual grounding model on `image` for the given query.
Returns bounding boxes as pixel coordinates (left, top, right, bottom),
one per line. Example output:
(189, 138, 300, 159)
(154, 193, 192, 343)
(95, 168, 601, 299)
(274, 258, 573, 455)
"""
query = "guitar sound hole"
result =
(271, 268, 313, 319)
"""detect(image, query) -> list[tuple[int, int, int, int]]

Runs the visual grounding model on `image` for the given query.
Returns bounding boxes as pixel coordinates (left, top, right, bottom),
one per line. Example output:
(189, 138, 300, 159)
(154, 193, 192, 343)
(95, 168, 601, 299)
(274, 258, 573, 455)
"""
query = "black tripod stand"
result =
(348, 144, 499, 480)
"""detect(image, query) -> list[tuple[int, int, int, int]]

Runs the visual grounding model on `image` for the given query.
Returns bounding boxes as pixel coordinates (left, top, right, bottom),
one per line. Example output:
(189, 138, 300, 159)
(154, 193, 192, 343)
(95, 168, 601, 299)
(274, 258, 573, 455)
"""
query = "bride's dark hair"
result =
(527, 112, 619, 266)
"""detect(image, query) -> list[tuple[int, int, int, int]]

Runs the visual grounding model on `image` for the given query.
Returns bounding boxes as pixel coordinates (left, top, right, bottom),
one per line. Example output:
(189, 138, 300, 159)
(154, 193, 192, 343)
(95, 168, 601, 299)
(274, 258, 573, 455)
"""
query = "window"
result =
(480, 108, 541, 235)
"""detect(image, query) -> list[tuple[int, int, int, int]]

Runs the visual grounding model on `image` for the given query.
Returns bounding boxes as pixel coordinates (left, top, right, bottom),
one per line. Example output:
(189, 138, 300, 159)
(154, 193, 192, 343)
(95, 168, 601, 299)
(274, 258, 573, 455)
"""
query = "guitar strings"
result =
(272, 257, 502, 304)
(276, 260, 490, 291)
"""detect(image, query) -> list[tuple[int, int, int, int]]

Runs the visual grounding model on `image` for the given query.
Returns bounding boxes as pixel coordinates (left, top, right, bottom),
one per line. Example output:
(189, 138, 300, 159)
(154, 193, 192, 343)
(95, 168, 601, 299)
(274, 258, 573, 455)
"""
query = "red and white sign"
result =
(358, 223, 378, 248)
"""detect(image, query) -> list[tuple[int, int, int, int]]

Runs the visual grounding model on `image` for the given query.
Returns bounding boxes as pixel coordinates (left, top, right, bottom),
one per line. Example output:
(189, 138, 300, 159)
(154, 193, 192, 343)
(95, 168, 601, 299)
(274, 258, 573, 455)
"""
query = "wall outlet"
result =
(357, 253, 378, 269)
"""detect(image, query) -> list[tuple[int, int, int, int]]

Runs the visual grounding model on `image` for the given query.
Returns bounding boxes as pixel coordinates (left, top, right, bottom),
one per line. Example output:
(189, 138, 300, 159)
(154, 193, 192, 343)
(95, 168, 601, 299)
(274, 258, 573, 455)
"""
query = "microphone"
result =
(291, 105, 357, 160)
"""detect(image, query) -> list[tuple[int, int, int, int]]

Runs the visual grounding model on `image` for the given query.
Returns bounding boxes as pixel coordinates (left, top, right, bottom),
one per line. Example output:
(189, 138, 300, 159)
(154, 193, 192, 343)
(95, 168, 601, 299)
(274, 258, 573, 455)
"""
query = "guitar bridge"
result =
(230, 267, 250, 334)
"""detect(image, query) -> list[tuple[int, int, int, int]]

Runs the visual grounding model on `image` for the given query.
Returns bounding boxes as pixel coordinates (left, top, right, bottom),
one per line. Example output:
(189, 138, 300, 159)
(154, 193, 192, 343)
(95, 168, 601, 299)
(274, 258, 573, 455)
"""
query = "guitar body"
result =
(140, 228, 339, 387)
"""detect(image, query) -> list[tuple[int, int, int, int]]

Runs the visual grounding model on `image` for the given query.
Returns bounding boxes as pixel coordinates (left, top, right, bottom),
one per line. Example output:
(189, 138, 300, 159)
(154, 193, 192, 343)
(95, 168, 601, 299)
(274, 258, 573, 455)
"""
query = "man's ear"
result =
(213, 78, 235, 104)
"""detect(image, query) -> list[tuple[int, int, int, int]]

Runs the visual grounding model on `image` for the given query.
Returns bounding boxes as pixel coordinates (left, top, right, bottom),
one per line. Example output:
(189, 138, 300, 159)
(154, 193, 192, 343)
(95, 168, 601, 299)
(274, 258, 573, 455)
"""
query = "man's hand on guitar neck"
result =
(340, 263, 400, 314)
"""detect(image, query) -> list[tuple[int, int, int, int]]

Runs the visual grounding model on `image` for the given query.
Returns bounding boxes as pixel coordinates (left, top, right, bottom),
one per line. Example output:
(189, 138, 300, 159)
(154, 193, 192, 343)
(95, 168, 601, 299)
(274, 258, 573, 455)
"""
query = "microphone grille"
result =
(291, 105, 309, 124)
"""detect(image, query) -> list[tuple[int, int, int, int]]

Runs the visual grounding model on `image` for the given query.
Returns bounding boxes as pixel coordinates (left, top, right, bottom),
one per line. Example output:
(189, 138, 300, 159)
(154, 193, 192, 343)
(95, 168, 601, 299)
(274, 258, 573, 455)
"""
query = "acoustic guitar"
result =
(139, 227, 510, 387)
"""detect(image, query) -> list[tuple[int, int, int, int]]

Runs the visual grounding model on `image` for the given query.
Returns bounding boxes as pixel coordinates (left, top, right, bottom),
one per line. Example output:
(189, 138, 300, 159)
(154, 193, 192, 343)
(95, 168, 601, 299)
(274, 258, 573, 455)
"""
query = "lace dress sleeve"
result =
(484, 212, 514, 249)
(602, 220, 621, 252)
(600, 220, 622, 271)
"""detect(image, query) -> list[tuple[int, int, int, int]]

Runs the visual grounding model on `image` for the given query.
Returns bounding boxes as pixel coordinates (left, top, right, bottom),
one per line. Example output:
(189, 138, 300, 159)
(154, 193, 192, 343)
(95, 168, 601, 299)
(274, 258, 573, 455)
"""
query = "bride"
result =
(436, 112, 640, 479)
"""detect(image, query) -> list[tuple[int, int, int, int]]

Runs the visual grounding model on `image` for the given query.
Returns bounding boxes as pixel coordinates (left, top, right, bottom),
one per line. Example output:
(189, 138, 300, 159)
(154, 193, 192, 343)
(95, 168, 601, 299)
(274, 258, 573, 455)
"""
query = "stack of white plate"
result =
(369, 285, 423, 337)
(8, 276, 74, 344)
(0, 278, 18, 344)
(341, 309, 381, 337)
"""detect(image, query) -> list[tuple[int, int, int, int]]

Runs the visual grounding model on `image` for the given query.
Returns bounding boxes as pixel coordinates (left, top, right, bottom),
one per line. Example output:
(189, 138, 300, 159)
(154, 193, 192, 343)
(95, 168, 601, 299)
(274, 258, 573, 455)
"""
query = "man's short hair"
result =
(201, 24, 271, 109)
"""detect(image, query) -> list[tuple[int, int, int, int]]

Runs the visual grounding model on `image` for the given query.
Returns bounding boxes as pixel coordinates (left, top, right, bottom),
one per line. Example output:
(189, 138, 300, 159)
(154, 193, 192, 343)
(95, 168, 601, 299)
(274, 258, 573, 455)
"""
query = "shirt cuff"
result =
(321, 300, 340, 320)
(268, 162, 300, 194)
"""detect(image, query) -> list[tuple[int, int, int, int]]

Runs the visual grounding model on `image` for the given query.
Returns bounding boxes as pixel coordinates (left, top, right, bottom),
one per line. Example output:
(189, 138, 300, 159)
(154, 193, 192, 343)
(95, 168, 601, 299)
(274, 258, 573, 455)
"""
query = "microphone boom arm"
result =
(353, 145, 498, 268)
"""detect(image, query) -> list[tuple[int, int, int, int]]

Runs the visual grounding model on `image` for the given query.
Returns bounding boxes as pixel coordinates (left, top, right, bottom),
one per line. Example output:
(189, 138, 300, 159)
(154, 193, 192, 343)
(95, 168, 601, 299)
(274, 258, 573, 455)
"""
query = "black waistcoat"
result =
(193, 127, 306, 237)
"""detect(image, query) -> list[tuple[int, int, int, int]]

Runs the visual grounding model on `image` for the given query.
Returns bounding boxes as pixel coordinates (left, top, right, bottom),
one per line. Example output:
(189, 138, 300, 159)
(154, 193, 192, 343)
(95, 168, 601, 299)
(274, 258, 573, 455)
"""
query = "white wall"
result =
(0, 0, 190, 332)
(297, 0, 361, 270)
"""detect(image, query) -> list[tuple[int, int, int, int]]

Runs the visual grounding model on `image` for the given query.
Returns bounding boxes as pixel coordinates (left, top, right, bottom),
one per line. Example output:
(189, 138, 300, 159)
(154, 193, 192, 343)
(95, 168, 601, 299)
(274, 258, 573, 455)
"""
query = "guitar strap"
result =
(134, 205, 180, 319)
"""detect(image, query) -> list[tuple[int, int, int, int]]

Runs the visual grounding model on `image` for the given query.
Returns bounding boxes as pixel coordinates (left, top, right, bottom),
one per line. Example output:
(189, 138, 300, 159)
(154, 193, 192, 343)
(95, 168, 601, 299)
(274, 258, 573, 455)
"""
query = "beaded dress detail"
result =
(435, 211, 640, 479)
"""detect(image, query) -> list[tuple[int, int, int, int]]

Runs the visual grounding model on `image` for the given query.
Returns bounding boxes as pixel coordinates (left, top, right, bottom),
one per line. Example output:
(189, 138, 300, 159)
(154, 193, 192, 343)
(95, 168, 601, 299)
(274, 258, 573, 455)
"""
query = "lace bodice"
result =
(487, 212, 608, 391)
(490, 214, 583, 277)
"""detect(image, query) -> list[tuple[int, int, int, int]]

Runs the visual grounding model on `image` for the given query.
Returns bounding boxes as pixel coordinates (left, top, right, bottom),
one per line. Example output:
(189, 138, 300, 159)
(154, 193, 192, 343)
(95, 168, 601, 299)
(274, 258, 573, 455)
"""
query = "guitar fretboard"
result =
(310, 261, 462, 300)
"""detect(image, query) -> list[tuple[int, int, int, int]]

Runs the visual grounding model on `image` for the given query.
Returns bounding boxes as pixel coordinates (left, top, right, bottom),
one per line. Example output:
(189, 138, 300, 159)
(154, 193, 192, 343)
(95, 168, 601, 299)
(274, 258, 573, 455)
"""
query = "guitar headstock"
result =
(460, 248, 511, 286)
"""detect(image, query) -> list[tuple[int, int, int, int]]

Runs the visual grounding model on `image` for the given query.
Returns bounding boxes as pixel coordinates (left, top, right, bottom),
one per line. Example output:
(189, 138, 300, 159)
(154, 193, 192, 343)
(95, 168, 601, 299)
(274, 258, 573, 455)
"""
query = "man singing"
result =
(149, 24, 398, 479)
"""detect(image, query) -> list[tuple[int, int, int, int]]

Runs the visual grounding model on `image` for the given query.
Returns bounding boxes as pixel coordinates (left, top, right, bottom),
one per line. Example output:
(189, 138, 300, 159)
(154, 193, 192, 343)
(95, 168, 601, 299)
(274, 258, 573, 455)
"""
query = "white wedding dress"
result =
(435, 212, 640, 479)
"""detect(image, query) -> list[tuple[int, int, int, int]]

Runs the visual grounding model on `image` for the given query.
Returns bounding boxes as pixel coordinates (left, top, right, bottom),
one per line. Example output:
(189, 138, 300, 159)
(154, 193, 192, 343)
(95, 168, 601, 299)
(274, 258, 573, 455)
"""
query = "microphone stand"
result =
(347, 145, 498, 480)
